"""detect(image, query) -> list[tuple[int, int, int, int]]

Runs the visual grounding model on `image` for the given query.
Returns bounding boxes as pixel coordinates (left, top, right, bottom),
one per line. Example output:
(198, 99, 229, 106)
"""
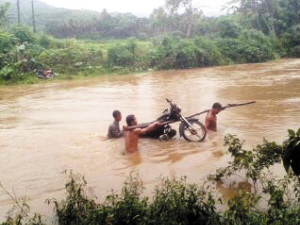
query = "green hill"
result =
(0, 0, 99, 31)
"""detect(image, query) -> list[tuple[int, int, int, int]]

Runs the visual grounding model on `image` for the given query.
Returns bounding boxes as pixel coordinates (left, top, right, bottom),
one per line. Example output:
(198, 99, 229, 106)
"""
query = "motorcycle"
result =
(34, 69, 58, 79)
(140, 98, 206, 142)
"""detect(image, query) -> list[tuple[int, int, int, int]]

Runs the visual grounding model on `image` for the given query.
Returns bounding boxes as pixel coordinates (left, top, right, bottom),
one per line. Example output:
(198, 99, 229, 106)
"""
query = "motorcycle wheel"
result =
(182, 120, 206, 142)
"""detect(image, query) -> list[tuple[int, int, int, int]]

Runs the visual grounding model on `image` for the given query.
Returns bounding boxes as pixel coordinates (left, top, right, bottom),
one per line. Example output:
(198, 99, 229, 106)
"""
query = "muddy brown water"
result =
(1, 59, 300, 221)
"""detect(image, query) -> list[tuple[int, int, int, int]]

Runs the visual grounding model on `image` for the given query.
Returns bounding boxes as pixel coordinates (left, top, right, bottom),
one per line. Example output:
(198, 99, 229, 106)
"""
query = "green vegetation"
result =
(2, 127, 300, 224)
(0, 0, 300, 84)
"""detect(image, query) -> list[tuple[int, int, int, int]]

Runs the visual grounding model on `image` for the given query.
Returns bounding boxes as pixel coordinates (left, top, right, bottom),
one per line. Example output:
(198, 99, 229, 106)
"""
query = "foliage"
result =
(282, 128, 300, 176)
(149, 36, 176, 69)
(174, 40, 197, 68)
(0, 30, 14, 53)
(0, 29, 108, 84)
(37, 34, 54, 48)
(47, 171, 103, 225)
(35, 45, 103, 73)
(1, 0, 300, 58)
(165, 0, 201, 38)
(208, 129, 300, 224)
(194, 37, 229, 66)
(148, 177, 221, 225)
(0, 28, 286, 85)
(210, 134, 283, 182)
(107, 39, 137, 68)
(216, 29, 275, 63)
(47, 172, 221, 225)
(0, 182, 43, 225)
(0, 2, 11, 29)
(3, 0, 300, 84)
(10, 25, 35, 44)
(0, 65, 16, 81)
(217, 17, 241, 38)
(281, 25, 300, 56)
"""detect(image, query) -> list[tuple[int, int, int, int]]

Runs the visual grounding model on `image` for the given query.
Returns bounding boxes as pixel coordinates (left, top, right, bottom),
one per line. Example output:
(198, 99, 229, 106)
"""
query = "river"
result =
(0, 59, 300, 222)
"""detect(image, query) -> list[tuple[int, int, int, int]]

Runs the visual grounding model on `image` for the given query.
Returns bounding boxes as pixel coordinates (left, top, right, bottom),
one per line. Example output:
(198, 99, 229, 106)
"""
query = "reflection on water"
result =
(216, 180, 252, 202)
(0, 59, 300, 220)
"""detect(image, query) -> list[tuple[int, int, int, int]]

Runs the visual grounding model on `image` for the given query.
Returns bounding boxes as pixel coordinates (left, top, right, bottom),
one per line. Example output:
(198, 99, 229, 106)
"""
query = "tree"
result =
(227, 0, 281, 36)
(217, 17, 241, 38)
(0, 2, 11, 28)
(150, 7, 168, 35)
(165, 0, 201, 38)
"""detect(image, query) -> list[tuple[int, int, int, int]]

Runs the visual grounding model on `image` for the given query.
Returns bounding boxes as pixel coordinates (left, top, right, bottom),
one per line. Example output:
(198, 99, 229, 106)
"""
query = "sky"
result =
(38, 0, 229, 17)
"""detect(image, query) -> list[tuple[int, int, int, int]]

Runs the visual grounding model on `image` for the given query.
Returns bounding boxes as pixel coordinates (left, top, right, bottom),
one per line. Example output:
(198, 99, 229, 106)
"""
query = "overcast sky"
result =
(39, 0, 229, 17)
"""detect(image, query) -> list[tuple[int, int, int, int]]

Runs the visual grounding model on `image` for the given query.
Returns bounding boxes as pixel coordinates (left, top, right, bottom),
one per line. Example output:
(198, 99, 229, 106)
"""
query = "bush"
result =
(107, 45, 136, 67)
(290, 46, 300, 57)
(194, 48, 210, 67)
(35, 45, 103, 74)
(281, 25, 300, 56)
(174, 40, 197, 69)
(239, 29, 273, 46)
(0, 63, 38, 84)
(0, 65, 15, 81)
(0, 31, 14, 53)
(149, 36, 177, 69)
(217, 18, 241, 38)
(217, 30, 275, 63)
(37, 35, 78, 49)
(38, 34, 52, 48)
(194, 37, 229, 66)
(148, 178, 220, 225)
(48, 172, 221, 225)
(107, 39, 138, 68)
(10, 25, 34, 44)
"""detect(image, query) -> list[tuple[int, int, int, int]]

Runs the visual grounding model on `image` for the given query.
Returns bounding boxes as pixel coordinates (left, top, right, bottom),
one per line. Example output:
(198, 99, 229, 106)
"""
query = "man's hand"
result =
(153, 121, 162, 127)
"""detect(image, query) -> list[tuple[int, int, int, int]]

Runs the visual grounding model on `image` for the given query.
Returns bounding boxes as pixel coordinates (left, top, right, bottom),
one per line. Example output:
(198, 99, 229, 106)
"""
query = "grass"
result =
(76, 39, 152, 55)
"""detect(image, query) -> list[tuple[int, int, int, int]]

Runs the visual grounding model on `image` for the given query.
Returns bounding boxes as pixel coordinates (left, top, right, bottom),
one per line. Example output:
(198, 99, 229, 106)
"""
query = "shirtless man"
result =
(107, 110, 123, 138)
(124, 115, 160, 153)
(204, 103, 223, 132)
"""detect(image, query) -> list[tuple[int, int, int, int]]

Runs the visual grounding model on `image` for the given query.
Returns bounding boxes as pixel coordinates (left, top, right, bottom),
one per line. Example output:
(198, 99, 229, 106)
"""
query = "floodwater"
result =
(0, 59, 300, 221)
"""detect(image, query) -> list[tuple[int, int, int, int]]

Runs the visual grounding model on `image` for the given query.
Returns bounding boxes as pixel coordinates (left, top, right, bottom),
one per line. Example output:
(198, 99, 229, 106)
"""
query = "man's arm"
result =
(134, 122, 159, 136)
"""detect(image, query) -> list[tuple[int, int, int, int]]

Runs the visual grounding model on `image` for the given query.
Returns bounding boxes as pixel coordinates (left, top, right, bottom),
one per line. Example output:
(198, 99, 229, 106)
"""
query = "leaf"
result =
(218, 197, 223, 204)
(297, 127, 300, 136)
(282, 150, 291, 173)
(295, 140, 300, 147)
(288, 129, 295, 138)
(133, 215, 140, 220)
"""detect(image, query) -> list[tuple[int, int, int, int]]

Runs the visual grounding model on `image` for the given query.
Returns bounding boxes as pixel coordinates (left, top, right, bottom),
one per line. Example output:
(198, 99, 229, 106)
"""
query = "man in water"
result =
(107, 110, 123, 138)
(124, 115, 160, 152)
(204, 103, 223, 132)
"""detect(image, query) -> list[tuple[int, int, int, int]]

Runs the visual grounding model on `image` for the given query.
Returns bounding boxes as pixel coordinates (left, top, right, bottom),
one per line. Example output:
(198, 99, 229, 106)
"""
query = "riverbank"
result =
(0, 27, 281, 85)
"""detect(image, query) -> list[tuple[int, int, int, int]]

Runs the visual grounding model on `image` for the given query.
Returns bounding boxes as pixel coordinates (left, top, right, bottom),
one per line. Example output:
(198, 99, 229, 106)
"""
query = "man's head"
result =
(126, 114, 137, 126)
(112, 110, 122, 122)
(212, 102, 222, 114)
